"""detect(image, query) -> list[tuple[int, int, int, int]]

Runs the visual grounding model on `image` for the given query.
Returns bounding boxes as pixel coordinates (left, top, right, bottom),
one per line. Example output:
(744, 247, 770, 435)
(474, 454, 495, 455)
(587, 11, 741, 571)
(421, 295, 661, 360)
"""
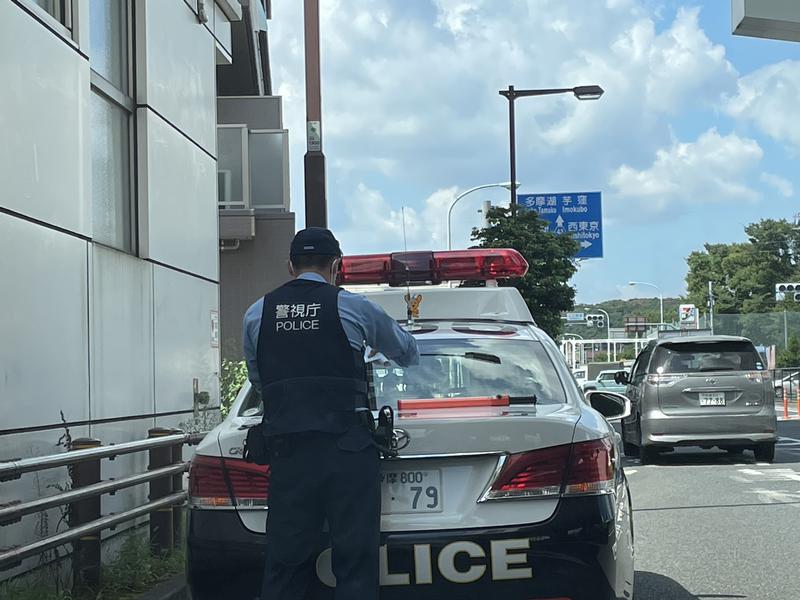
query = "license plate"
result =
(381, 469, 442, 514)
(699, 392, 726, 406)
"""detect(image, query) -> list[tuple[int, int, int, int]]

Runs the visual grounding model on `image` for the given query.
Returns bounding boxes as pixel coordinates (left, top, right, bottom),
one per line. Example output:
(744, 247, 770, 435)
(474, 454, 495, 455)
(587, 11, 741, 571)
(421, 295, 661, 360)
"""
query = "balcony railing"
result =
(217, 125, 289, 213)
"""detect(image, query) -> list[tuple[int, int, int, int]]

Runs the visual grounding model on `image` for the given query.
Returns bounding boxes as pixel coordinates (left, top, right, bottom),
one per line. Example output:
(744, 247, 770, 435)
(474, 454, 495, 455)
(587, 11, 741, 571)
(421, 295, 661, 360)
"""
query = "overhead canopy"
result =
(732, 0, 800, 43)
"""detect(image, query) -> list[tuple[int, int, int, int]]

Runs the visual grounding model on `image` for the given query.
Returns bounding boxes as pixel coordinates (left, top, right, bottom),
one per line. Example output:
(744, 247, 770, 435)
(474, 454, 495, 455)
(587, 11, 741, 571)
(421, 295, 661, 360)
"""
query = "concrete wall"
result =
(0, 0, 227, 581)
(220, 211, 296, 359)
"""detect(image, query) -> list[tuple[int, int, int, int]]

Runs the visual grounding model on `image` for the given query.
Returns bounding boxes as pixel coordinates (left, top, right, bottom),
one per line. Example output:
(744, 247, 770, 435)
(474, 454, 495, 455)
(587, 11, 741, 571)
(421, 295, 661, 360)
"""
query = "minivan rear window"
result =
(650, 341, 762, 374)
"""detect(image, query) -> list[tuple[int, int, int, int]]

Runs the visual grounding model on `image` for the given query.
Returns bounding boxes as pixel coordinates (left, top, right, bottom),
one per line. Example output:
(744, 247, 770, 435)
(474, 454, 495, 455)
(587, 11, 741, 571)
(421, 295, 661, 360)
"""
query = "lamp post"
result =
(628, 281, 664, 327)
(446, 182, 518, 250)
(499, 85, 604, 215)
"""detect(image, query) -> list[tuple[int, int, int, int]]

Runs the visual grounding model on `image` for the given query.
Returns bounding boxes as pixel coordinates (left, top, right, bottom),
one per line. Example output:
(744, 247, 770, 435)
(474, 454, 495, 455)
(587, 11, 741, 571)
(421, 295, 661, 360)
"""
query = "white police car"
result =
(186, 249, 635, 600)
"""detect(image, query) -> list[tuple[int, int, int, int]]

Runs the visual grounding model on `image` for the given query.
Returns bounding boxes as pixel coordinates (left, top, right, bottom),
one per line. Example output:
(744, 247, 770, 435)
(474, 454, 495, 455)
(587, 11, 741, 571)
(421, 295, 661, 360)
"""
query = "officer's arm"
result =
(357, 297, 419, 367)
(242, 299, 263, 389)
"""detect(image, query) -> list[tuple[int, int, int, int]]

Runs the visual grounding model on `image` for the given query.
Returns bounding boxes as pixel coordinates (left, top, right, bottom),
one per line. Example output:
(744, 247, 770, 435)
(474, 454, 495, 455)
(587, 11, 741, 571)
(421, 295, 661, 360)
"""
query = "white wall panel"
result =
(138, 110, 219, 281)
(213, 3, 232, 57)
(138, 0, 217, 155)
(0, 2, 90, 236)
(90, 246, 154, 419)
(0, 214, 89, 429)
(153, 266, 220, 414)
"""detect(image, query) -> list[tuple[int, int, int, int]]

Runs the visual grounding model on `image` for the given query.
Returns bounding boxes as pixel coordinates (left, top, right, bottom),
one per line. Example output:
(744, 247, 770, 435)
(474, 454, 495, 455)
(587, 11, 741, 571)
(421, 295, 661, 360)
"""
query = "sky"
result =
(267, 0, 800, 304)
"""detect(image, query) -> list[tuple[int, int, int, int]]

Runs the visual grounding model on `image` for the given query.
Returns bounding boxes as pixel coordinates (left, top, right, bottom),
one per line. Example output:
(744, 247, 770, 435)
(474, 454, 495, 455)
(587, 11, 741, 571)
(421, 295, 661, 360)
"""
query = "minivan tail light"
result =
(189, 454, 270, 508)
(646, 374, 683, 386)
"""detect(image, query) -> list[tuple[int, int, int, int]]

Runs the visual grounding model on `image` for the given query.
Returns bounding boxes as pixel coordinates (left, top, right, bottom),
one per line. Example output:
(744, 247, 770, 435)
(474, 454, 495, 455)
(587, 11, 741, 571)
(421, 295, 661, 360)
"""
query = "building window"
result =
(89, 0, 134, 253)
(29, 0, 72, 29)
(91, 94, 132, 251)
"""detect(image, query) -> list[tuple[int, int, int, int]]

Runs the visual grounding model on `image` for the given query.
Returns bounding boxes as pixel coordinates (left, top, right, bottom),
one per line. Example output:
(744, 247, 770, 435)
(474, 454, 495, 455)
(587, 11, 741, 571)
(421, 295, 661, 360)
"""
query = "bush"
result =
(220, 359, 249, 417)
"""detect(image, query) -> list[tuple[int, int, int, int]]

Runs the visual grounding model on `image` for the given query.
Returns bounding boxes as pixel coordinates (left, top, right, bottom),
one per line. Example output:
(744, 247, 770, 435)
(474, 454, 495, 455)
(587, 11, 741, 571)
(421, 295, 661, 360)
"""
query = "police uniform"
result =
(242, 228, 419, 600)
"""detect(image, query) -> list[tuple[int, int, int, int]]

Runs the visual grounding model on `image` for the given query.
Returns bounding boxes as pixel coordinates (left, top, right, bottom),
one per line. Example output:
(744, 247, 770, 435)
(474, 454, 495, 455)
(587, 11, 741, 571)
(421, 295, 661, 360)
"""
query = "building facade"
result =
(0, 0, 286, 583)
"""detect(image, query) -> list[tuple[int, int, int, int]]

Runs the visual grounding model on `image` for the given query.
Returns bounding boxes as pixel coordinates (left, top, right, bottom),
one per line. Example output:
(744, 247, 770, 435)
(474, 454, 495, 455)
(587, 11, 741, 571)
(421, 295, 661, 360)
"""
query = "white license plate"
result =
(699, 392, 726, 406)
(381, 469, 442, 514)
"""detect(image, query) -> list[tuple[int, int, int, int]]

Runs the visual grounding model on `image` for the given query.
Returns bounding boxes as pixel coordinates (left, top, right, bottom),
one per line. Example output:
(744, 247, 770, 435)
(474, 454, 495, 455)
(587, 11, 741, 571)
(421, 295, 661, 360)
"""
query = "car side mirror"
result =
(585, 391, 631, 421)
(613, 371, 629, 385)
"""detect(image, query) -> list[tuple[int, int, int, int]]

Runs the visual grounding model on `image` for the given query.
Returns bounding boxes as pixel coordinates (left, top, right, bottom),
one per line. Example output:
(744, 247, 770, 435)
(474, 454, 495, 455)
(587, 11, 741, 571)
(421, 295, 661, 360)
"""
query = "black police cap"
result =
(289, 227, 342, 257)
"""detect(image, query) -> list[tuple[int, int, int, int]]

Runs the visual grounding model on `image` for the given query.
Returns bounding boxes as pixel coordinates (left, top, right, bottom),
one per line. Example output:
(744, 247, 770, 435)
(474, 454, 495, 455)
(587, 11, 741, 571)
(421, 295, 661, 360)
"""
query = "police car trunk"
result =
(188, 250, 628, 599)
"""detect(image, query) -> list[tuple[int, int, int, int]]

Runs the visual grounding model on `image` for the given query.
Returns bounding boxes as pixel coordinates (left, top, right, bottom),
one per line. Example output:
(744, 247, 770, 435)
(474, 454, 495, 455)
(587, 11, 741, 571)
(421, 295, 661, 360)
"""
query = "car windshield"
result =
(373, 338, 566, 408)
(650, 341, 763, 374)
(598, 372, 616, 381)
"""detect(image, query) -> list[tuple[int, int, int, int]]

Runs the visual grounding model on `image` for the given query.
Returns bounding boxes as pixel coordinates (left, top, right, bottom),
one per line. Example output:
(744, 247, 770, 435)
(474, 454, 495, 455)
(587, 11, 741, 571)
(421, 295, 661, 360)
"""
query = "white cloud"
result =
(609, 128, 763, 215)
(269, 0, 739, 221)
(761, 172, 794, 198)
(334, 183, 513, 254)
(725, 60, 800, 148)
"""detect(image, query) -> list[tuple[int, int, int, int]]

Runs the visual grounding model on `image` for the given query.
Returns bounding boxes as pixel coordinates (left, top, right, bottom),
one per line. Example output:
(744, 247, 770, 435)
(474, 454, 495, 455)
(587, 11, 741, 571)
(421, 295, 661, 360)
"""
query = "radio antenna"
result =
(401, 207, 414, 328)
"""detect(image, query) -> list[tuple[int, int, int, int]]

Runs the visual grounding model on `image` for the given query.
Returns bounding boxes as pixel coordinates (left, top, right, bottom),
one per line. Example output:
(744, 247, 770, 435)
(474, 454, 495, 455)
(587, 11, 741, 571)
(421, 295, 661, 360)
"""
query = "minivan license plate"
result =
(699, 392, 726, 406)
(381, 469, 442, 514)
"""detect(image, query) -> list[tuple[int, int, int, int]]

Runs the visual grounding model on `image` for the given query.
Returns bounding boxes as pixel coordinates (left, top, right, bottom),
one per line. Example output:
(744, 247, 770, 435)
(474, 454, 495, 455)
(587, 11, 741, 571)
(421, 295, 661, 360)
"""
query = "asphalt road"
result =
(628, 420, 800, 600)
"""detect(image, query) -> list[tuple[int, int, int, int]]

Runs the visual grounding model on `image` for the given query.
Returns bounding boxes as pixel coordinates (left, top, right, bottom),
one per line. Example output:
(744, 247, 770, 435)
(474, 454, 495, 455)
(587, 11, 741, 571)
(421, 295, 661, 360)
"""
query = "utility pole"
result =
(304, 0, 326, 227)
(708, 280, 715, 333)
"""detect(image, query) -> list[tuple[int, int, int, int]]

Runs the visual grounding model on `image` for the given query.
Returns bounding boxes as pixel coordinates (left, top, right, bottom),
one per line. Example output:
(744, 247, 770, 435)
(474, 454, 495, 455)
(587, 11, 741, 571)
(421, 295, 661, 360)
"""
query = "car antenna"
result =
(401, 207, 415, 329)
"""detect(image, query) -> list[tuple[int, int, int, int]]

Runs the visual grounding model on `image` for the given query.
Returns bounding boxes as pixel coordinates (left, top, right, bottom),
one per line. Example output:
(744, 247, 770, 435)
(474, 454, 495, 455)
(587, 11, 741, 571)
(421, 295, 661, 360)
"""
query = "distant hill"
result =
(565, 297, 687, 339)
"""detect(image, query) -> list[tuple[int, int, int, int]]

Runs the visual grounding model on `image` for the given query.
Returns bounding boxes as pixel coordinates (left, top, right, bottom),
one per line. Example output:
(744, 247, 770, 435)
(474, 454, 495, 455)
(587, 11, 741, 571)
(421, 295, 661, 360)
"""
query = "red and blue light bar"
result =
(336, 249, 529, 286)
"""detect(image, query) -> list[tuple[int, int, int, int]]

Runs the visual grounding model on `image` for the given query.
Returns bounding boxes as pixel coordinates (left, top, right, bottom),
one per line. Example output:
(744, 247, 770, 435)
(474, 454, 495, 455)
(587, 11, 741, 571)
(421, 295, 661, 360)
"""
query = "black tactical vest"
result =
(256, 278, 367, 437)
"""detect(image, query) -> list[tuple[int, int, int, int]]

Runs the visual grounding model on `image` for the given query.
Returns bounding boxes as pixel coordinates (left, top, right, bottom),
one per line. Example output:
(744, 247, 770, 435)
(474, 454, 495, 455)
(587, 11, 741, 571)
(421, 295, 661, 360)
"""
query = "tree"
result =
(470, 206, 579, 337)
(686, 219, 800, 316)
(777, 335, 800, 368)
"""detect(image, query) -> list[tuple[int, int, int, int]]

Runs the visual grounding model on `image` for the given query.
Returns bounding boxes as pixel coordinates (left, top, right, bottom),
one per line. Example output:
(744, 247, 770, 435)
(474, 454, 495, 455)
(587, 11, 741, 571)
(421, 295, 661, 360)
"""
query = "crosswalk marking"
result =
(735, 467, 800, 483)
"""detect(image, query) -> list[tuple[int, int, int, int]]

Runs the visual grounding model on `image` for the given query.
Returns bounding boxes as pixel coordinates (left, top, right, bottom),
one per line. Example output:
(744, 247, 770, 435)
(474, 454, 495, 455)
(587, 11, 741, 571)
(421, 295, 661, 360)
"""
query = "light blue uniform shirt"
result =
(243, 273, 419, 390)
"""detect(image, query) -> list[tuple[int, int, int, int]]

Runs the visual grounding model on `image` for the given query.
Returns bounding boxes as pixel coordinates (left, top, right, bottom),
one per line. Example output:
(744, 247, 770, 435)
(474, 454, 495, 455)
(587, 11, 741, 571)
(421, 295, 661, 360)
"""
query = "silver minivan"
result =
(618, 335, 778, 463)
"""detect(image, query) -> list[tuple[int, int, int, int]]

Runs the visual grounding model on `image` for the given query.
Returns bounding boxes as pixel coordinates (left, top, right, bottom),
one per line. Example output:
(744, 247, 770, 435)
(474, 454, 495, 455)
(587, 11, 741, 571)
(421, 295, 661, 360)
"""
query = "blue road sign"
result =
(518, 191, 603, 259)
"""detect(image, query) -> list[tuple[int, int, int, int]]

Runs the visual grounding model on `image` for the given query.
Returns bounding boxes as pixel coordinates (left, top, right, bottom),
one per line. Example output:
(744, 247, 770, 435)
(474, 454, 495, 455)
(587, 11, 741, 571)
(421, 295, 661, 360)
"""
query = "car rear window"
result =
(238, 338, 567, 417)
(650, 341, 763, 374)
(373, 338, 566, 407)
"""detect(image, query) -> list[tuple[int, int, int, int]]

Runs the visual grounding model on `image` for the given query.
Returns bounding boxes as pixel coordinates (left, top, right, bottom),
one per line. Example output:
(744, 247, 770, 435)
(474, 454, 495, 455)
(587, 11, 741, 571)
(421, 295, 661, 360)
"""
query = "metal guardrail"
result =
(0, 427, 207, 592)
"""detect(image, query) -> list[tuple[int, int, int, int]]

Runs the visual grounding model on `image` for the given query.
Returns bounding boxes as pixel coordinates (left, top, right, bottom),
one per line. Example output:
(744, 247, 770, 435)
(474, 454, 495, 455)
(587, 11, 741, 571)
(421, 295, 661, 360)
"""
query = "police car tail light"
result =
(563, 437, 615, 496)
(484, 444, 571, 500)
(337, 249, 528, 286)
(189, 455, 270, 508)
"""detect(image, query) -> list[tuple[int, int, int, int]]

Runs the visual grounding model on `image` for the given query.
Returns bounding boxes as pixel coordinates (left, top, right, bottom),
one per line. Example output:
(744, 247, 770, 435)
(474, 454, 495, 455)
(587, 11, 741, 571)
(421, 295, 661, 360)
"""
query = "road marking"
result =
(735, 468, 800, 483)
(778, 437, 800, 445)
(747, 488, 800, 506)
(626, 469, 638, 475)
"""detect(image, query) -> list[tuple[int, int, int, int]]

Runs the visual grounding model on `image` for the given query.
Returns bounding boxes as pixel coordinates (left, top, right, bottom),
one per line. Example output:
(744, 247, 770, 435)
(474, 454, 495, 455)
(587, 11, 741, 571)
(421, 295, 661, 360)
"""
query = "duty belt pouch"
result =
(373, 406, 397, 458)
(243, 420, 271, 465)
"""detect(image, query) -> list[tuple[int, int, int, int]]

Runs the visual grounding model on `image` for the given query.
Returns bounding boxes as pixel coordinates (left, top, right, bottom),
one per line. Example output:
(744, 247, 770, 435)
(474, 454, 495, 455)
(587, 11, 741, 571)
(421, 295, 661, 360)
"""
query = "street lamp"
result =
(499, 85, 604, 213)
(628, 281, 664, 326)
(446, 182, 519, 250)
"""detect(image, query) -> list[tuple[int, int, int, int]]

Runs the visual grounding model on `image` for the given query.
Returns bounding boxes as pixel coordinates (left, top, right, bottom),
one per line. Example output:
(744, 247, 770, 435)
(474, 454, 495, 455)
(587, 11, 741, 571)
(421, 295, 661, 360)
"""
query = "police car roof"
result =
(403, 321, 546, 343)
(345, 285, 535, 324)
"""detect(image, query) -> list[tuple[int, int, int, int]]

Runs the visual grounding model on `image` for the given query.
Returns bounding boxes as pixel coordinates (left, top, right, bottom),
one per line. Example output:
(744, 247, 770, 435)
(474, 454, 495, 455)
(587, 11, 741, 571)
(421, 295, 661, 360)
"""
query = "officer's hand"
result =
(367, 348, 391, 367)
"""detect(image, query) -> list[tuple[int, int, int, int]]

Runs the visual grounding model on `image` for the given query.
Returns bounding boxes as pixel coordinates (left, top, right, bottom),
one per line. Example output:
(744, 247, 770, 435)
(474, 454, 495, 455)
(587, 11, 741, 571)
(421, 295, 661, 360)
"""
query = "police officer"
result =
(243, 227, 419, 600)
